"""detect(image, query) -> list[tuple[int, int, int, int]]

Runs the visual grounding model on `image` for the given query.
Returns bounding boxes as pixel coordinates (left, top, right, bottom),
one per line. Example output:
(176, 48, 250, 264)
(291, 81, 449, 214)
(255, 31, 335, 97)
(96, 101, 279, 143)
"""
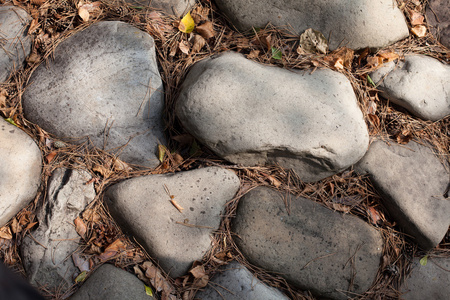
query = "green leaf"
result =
(419, 255, 428, 266)
(158, 144, 166, 162)
(271, 47, 282, 60)
(367, 75, 376, 87)
(5, 118, 18, 127)
(189, 140, 201, 156)
(75, 271, 87, 283)
(145, 285, 153, 296)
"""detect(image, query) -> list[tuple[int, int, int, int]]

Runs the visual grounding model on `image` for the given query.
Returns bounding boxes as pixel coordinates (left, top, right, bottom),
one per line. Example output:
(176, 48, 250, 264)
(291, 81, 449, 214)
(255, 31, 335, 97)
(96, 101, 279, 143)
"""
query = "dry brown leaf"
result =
(11, 218, 21, 234)
(27, 52, 41, 65)
(0, 226, 12, 239)
(74, 217, 87, 239)
(378, 51, 399, 63)
(367, 100, 377, 115)
(142, 261, 175, 294)
(31, 0, 46, 6)
(193, 275, 209, 288)
(78, 6, 90, 22)
(28, 19, 39, 34)
(98, 238, 127, 261)
(113, 158, 132, 172)
(93, 164, 110, 177)
(411, 25, 427, 37)
(397, 129, 413, 144)
(366, 56, 383, 67)
(246, 49, 260, 59)
(82, 208, 101, 222)
(179, 40, 190, 55)
(45, 151, 57, 163)
(267, 175, 281, 187)
(0, 88, 7, 107)
(368, 207, 381, 225)
(192, 34, 206, 52)
(72, 252, 90, 272)
(173, 153, 184, 165)
(329, 202, 351, 213)
(196, 21, 215, 39)
(367, 114, 380, 128)
(409, 10, 424, 26)
(189, 265, 206, 278)
(333, 57, 344, 69)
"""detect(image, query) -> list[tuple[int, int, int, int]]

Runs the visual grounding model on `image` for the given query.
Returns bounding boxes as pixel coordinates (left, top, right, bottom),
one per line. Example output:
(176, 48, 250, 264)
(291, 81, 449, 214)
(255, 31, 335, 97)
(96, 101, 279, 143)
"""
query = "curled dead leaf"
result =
(408, 10, 424, 26)
(78, 6, 90, 22)
(300, 28, 328, 54)
(246, 49, 260, 59)
(74, 217, 87, 239)
(27, 53, 41, 65)
(82, 208, 101, 223)
(93, 164, 110, 177)
(396, 129, 413, 145)
(411, 25, 427, 37)
(11, 218, 21, 234)
(179, 40, 190, 55)
(0, 226, 12, 239)
(193, 275, 209, 289)
(45, 151, 57, 163)
(378, 51, 399, 63)
(367, 114, 380, 128)
(367, 100, 377, 115)
(0, 88, 7, 107)
(98, 238, 127, 261)
(368, 207, 381, 225)
(142, 261, 175, 294)
(192, 34, 206, 52)
(31, 0, 46, 6)
(366, 56, 383, 67)
(189, 265, 206, 278)
(196, 21, 215, 39)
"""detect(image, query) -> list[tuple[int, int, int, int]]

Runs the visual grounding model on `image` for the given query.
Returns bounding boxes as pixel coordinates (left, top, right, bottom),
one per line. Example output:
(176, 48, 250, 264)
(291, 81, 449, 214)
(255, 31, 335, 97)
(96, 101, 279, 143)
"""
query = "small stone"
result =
(401, 257, 450, 300)
(369, 55, 450, 121)
(105, 167, 240, 278)
(176, 52, 369, 182)
(232, 187, 383, 300)
(22, 168, 96, 293)
(356, 140, 450, 250)
(214, 0, 409, 50)
(0, 5, 32, 82)
(0, 118, 41, 227)
(195, 261, 289, 300)
(23, 21, 165, 167)
(124, 0, 195, 17)
(70, 264, 154, 300)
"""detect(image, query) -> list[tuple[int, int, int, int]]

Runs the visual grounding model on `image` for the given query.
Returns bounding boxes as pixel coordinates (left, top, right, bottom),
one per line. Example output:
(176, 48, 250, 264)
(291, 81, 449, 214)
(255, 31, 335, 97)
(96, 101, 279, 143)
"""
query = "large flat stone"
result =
(232, 187, 383, 300)
(70, 264, 153, 300)
(195, 261, 289, 300)
(176, 52, 369, 182)
(401, 257, 450, 300)
(369, 55, 450, 121)
(356, 140, 450, 250)
(0, 118, 41, 227)
(23, 21, 165, 167)
(124, 0, 195, 16)
(105, 167, 240, 278)
(22, 168, 96, 293)
(426, 0, 450, 48)
(214, 0, 408, 50)
(0, 5, 32, 82)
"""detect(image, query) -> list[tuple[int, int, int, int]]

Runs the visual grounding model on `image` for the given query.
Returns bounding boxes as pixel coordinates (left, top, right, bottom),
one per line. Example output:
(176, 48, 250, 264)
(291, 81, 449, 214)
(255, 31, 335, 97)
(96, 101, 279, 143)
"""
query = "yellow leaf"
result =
(158, 144, 166, 162)
(178, 12, 195, 33)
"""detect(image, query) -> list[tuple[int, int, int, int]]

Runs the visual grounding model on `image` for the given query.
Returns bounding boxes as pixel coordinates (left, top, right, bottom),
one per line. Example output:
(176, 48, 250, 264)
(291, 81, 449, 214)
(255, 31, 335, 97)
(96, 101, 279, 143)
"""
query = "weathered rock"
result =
(23, 21, 165, 167)
(401, 257, 450, 300)
(195, 261, 289, 300)
(70, 264, 153, 300)
(105, 167, 240, 278)
(232, 187, 383, 300)
(124, 0, 194, 16)
(0, 5, 32, 82)
(176, 52, 369, 182)
(0, 118, 41, 227)
(356, 140, 450, 250)
(369, 55, 450, 121)
(214, 0, 409, 50)
(22, 168, 96, 293)
(426, 0, 450, 48)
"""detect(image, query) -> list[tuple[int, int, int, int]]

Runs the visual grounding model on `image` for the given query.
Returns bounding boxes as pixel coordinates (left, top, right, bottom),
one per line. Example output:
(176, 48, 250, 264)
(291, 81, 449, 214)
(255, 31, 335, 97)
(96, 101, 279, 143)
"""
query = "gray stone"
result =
(232, 187, 383, 300)
(176, 52, 369, 183)
(426, 0, 450, 48)
(23, 21, 165, 168)
(124, 0, 195, 16)
(70, 264, 153, 300)
(369, 55, 450, 121)
(214, 0, 408, 50)
(0, 118, 41, 227)
(105, 167, 240, 278)
(356, 140, 450, 250)
(195, 261, 289, 300)
(22, 168, 96, 292)
(401, 257, 450, 300)
(0, 5, 32, 82)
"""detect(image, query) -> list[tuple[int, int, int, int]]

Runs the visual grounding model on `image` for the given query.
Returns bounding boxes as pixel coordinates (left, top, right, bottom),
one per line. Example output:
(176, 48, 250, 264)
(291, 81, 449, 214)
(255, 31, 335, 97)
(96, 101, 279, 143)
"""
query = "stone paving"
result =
(0, 1, 449, 299)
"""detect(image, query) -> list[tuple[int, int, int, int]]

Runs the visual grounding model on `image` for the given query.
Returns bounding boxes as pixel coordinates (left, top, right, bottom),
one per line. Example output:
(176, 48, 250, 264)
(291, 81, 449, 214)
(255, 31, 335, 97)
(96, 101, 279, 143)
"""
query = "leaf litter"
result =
(0, 0, 448, 299)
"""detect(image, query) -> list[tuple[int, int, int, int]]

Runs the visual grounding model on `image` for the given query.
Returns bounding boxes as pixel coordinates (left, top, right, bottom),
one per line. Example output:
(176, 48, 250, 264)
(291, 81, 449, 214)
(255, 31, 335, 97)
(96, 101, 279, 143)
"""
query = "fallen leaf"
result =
(92, 164, 110, 177)
(11, 218, 21, 234)
(145, 285, 153, 296)
(0, 89, 7, 107)
(271, 47, 282, 60)
(367, 74, 376, 87)
(192, 34, 206, 52)
(367, 114, 380, 128)
(142, 261, 175, 294)
(98, 238, 127, 261)
(409, 10, 424, 26)
(195, 21, 215, 39)
(357, 47, 370, 65)
(5, 117, 18, 127)
(189, 265, 206, 278)
(82, 208, 101, 222)
(178, 12, 195, 33)
(260, 34, 272, 50)
(0, 226, 12, 239)
(411, 25, 426, 37)
(113, 158, 132, 171)
(78, 6, 90, 22)
(419, 255, 428, 266)
(45, 151, 57, 163)
(173, 153, 184, 165)
(329, 202, 351, 213)
(72, 252, 90, 272)
(31, 0, 46, 5)
(158, 145, 166, 162)
(378, 51, 399, 63)
(267, 175, 281, 187)
(333, 57, 344, 69)
(28, 18, 39, 34)
(367, 100, 377, 114)
(74, 217, 87, 239)
(367, 207, 381, 225)
(179, 40, 190, 55)
(300, 28, 328, 54)
(193, 275, 209, 288)
(396, 129, 413, 145)
(246, 49, 260, 59)
(366, 56, 383, 68)
(170, 199, 184, 213)
(75, 271, 87, 283)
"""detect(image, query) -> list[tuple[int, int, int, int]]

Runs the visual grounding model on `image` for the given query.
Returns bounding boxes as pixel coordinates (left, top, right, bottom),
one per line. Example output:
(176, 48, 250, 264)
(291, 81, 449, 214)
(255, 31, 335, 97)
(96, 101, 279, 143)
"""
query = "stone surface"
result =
(195, 261, 289, 300)
(124, 0, 195, 16)
(232, 187, 383, 300)
(176, 52, 369, 183)
(426, 0, 450, 48)
(401, 257, 450, 300)
(214, 0, 408, 50)
(356, 140, 450, 250)
(0, 118, 41, 227)
(369, 55, 450, 121)
(22, 168, 96, 292)
(70, 264, 153, 300)
(0, 5, 32, 82)
(105, 167, 240, 278)
(22, 21, 165, 168)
